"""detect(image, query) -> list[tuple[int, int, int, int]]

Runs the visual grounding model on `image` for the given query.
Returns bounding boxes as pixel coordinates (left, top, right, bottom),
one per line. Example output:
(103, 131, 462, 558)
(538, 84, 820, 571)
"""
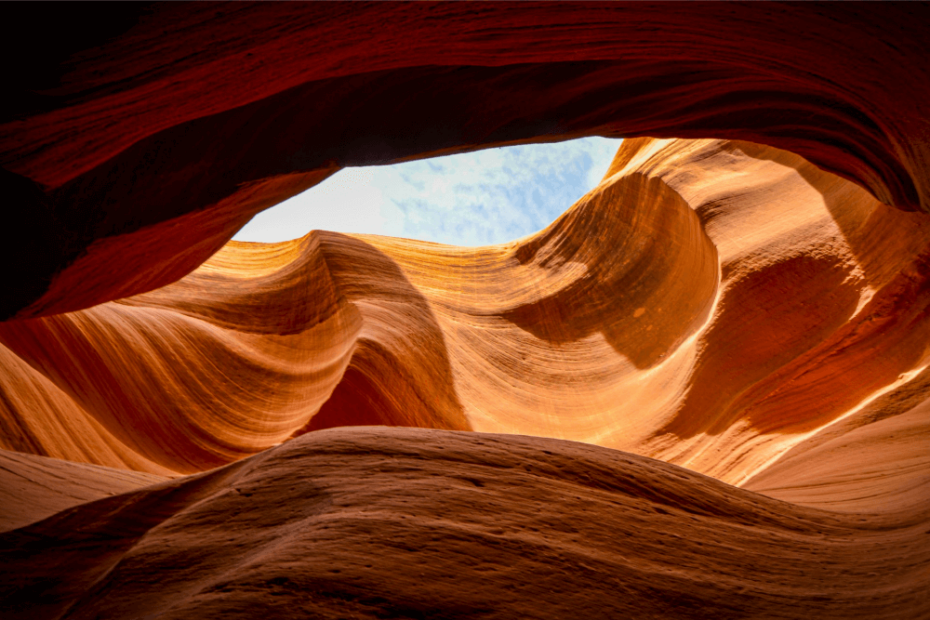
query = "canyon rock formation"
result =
(3, 428, 927, 620)
(3, 3, 930, 322)
(1, 3, 928, 619)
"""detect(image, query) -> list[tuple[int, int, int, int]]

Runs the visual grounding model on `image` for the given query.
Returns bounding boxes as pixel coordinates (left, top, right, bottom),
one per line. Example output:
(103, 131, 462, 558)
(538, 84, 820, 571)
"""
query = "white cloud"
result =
(234, 137, 623, 246)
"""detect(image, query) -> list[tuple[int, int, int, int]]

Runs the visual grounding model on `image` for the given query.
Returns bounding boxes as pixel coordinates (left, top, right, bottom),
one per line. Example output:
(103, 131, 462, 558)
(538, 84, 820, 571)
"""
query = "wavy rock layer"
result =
(2, 3, 930, 319)
(3, 5, 929, 617)
(2, 139, 929, 616)
(0, 449, 166, 532)
(2, 427, 927, 620)
(1, 138, 929, 518)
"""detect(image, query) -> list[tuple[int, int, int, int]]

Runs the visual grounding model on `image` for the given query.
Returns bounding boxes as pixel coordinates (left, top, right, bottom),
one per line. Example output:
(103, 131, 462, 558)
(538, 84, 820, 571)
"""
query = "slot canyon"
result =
(0, 3, 928, 618)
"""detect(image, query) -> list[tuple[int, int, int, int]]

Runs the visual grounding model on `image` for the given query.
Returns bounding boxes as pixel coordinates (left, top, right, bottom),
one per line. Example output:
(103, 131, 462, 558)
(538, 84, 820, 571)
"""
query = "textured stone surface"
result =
(2, 3, 930, 319)
(0, 449, 166, 532)
(2, 428, 927, 620)
(3, 140, 929, 494)
(1, 4, 928, 618)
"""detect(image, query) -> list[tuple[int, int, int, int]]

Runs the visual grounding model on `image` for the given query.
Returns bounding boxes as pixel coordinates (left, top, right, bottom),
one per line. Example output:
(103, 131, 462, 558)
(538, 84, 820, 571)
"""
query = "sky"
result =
(233, 137, 624, 247)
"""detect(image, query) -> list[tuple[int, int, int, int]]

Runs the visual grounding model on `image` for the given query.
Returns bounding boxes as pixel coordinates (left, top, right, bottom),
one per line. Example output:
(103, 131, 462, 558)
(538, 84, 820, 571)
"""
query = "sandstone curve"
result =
(1, 427, 926, 619)
(4, 5, 930, 609)
(0, 136, 927, 615)
(1, 138, 928, 505)
(0, 448, 166, 532)
(2, 3, 930, 319)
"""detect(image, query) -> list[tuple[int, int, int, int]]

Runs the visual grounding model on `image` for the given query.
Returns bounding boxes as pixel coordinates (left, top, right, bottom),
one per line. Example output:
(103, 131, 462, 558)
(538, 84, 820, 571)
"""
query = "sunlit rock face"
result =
(1, 4, 929, 619)
(1, 138, 928, 618)
(3, 138, 929, 490)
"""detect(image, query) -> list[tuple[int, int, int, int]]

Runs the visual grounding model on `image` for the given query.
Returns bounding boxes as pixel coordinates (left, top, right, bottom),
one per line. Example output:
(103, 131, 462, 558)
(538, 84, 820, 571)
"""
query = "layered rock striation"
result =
(1, 4, 929, 618)
(2, 140, 928, 505)
(2, 3, 930, 320)
(2, 428, 927, 620)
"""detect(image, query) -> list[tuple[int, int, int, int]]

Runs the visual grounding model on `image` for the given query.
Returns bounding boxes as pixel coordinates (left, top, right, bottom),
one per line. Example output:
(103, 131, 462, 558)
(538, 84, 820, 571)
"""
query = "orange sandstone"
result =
(2, 139, 928, 496)
(1, 4, 929, 618)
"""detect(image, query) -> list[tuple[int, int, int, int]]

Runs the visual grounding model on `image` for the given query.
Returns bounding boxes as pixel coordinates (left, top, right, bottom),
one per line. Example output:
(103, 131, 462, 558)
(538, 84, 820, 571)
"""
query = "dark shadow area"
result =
(0, 3, 154, 123)
(503, 172, 718, 369)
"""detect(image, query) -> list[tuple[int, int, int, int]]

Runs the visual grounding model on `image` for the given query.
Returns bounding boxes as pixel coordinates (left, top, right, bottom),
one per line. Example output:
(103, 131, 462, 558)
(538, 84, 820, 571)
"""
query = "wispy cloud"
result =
(234, 137, 623, 246)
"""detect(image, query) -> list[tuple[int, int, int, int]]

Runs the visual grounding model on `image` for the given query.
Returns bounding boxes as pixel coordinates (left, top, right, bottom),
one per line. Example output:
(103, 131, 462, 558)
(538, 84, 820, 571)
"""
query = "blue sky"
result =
(234, 137, 623, 246)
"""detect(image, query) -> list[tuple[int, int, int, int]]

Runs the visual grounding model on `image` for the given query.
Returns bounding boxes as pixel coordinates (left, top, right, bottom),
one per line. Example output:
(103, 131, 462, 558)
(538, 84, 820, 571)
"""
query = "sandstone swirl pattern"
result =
(2, 138, 928, 491)
(3, 5, 930, 617)
(0, 138, 928, 617)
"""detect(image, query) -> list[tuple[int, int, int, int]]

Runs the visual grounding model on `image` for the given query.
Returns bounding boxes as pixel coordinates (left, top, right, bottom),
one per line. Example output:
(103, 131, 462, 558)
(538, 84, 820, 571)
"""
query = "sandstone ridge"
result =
(2, 140, 928, 512)
(1, 427, 927, 620)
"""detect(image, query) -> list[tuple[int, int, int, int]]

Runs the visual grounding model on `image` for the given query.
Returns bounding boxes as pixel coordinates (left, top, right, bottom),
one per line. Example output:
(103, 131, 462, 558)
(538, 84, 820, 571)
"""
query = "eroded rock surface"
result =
(2, 3, 930, 320)
(2, 140, 929, 499)
(2, 428, 927, 620)
(1, 5, 928, 618)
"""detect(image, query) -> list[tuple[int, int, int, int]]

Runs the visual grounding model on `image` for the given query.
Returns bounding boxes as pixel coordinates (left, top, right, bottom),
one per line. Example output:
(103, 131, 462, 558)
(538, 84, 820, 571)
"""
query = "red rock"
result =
(2, 427, 927, 620)
(2, 3, 930, 319)
(1, 5, 929, 618)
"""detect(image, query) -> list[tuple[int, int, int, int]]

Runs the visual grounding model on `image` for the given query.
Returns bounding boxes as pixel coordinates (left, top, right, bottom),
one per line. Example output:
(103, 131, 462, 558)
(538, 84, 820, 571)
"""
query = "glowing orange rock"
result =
(1, 5, 929, 617)
(2, 139, 928, 505)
